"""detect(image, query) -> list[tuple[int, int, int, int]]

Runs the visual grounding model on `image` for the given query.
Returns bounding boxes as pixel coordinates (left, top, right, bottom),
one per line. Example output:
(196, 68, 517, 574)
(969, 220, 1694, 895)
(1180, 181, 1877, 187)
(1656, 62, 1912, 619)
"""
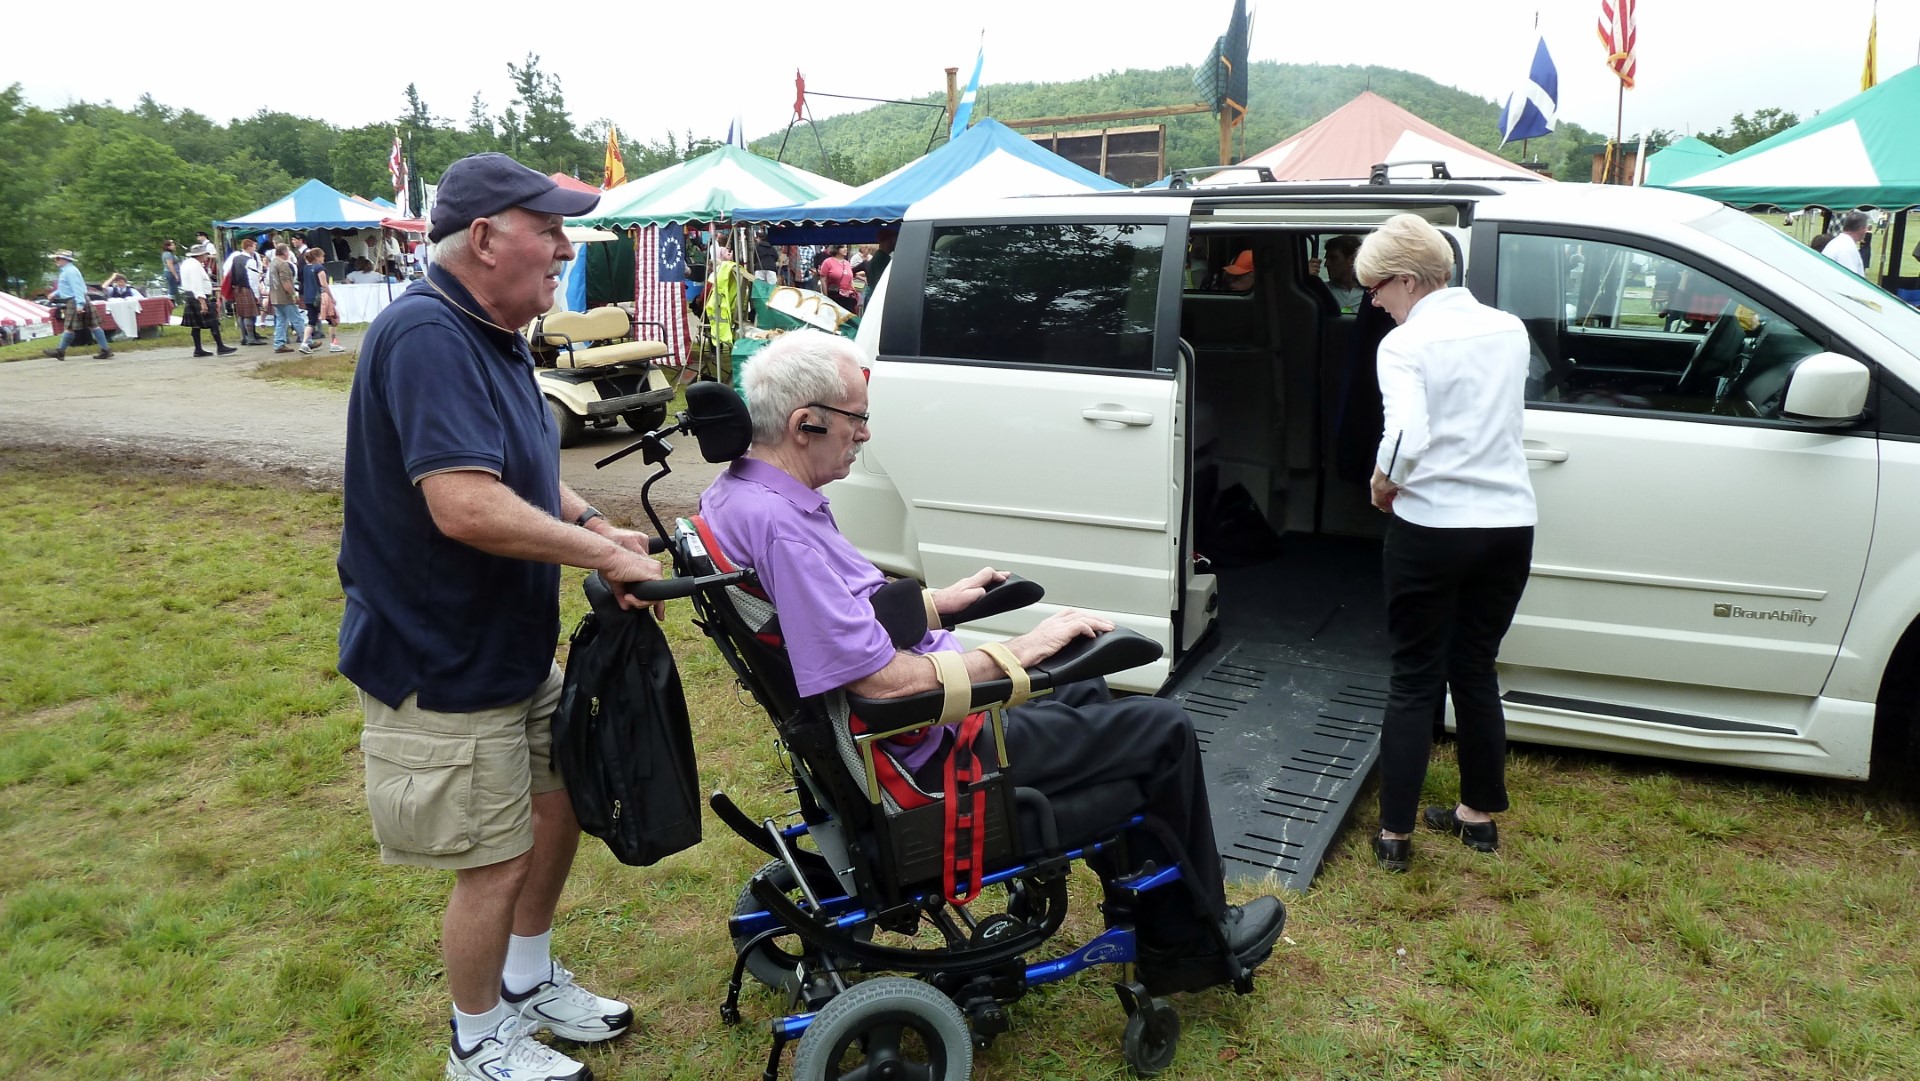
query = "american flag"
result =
(1598, 0, 1637, 88)
(635, 224, 692, 367)
(388, 132, 410, 216)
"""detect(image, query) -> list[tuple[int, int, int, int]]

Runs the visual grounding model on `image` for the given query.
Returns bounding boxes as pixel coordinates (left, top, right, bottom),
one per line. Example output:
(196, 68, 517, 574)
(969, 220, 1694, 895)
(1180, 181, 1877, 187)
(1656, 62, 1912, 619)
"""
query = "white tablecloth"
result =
(101, 297, 145, 334)
(331, 282, 404, 324)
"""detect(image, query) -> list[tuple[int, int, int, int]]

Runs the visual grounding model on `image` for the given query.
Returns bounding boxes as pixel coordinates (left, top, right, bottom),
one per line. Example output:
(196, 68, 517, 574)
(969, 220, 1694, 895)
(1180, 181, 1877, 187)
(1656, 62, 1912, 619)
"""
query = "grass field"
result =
(0, 326, 200, 363)
(3, 448, 1918, 1080)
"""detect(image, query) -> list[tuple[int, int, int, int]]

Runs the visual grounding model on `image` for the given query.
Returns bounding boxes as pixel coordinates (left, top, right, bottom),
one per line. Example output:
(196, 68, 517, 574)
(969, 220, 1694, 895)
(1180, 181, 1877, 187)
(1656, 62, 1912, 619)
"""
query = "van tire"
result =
(1869, 619, 1920, 804)
(548, 396, 584, 448)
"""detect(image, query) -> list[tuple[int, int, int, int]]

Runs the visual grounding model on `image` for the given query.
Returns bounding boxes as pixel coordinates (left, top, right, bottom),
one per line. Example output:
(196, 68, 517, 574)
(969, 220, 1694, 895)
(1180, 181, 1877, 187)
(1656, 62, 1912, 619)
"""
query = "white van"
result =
(830, 179, 1920, 835)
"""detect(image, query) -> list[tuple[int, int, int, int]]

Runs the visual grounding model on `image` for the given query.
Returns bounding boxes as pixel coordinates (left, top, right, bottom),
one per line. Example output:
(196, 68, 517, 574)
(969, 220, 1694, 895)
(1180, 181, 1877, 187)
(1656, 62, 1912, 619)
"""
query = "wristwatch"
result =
(574, 506, 605, 528)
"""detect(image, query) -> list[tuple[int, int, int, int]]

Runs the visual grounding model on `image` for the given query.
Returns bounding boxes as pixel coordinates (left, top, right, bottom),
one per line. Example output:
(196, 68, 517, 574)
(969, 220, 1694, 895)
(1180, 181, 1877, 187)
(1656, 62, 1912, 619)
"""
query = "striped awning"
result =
(0, 291, 52, 325)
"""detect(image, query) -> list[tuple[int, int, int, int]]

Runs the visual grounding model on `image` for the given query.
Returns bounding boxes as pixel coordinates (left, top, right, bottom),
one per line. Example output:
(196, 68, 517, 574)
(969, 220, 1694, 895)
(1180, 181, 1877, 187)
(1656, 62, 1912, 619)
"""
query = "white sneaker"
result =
(503, 961, 633, 1043)
(446, 1013, 587, 1080)
(297, 341, 315, 354)
(329, 342, 346, 353)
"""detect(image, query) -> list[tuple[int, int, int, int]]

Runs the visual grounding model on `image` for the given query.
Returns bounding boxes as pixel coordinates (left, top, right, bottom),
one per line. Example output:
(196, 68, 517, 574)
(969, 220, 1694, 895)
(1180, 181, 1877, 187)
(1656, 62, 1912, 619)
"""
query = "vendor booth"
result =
(737, 118, 1125, 244)
(570, 146, 852, 367)
(1, 291, 55, 343)
(217, 179, 414, 322)
(1660, 65, 1920, 299)
(1203, 92, 1549, 185)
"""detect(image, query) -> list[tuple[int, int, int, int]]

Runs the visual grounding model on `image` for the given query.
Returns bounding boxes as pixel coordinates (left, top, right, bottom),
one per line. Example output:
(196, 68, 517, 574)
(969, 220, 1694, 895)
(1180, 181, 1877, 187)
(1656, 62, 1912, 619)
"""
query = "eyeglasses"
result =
(1363, 274, 1402, 301)
(807, 402, 871, 429)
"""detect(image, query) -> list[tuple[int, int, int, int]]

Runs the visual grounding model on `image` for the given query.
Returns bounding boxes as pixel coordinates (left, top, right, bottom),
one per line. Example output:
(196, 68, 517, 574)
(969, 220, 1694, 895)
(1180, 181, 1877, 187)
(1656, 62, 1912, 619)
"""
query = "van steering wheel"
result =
(1675, 300, 1745, 398)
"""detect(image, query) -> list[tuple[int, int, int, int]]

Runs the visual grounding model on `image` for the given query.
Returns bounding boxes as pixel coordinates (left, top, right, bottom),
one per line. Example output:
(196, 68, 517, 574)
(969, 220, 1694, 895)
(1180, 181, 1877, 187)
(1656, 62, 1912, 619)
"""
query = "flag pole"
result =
(1612, 81, 1625, 184)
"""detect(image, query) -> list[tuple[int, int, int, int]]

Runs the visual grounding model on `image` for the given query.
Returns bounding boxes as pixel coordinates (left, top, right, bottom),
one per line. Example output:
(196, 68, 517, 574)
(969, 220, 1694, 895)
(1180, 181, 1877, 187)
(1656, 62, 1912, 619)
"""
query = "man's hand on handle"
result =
(1006, 609, 1115, 668)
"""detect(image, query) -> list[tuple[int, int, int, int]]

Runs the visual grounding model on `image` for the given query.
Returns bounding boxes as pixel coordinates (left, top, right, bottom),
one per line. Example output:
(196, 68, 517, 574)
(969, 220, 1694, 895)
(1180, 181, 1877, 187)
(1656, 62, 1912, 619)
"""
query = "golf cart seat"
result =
(528, 306, 669, 369)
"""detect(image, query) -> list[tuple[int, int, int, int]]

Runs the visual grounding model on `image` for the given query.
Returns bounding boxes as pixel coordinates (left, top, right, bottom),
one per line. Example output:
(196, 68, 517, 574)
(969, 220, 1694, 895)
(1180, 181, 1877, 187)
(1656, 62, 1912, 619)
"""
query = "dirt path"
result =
(0, 328, 720, 526)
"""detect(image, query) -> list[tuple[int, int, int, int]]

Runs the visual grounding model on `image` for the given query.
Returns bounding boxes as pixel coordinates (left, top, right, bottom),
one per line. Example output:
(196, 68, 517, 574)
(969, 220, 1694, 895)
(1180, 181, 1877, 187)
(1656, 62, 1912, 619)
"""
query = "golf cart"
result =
(528, 304, 676, 448)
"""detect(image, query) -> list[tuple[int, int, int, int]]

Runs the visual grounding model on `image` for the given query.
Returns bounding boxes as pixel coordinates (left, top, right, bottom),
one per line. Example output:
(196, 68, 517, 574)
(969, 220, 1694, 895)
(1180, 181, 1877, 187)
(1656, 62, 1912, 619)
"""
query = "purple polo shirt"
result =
(701, 457, 960, 767)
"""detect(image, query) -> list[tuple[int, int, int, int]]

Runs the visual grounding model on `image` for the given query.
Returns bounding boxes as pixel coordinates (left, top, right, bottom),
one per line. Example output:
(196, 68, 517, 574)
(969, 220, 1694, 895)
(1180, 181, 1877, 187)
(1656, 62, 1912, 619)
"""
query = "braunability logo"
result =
(1713, 603, 1817, 627)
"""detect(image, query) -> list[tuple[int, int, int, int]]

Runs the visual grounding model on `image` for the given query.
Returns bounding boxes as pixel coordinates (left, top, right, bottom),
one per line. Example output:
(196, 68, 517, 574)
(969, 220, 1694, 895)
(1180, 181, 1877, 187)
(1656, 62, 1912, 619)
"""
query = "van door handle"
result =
(1525, 444, 1570, 463)
(1082, 406, 1155, 427)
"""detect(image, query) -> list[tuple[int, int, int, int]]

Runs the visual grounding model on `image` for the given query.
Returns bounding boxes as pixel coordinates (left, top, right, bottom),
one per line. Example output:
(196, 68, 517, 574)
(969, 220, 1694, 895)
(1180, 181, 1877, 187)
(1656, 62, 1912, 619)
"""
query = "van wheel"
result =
(547, 397, 583, 448)
(1870, 626, 1920, 805)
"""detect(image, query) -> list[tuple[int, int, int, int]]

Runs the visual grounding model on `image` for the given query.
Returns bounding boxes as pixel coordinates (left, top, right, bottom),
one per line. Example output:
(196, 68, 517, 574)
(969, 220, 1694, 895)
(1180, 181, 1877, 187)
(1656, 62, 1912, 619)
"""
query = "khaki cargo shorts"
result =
(359, 663, 566, 869)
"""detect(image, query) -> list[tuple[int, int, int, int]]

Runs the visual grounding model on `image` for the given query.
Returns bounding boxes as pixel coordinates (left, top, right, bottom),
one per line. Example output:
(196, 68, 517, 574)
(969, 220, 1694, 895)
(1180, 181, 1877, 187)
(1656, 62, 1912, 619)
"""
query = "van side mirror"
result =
(1782, 352, 1869, 425)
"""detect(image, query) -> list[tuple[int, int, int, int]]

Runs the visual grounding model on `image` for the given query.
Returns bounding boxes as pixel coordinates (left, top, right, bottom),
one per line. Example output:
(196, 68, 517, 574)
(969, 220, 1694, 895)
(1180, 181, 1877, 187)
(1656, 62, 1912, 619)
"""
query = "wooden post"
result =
(1611, 82, 1625, 184)
(1219, 110, 1233, 166)
(945, 67, 959, 132)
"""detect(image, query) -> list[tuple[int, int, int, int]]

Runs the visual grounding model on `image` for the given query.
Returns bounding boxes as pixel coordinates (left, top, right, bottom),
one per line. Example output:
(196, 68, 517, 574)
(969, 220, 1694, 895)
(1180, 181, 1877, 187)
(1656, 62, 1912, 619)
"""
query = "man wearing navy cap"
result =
(338, 152, 658, 1081)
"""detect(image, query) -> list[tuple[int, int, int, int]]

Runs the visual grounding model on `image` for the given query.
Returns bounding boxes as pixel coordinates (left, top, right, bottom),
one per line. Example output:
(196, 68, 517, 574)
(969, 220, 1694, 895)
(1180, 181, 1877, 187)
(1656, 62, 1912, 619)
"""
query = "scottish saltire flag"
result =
(636, 224, 691, 366)
(724, 115, 749, 149)
(1498, 35, 1559, 145)
(950, 36, 984, 139)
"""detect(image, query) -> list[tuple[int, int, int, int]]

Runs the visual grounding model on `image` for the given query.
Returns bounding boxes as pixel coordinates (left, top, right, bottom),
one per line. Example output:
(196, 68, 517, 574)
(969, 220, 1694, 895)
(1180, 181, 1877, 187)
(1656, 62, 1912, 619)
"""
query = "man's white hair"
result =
(743, 329, 862, 445)
(429, 208, 519, 264)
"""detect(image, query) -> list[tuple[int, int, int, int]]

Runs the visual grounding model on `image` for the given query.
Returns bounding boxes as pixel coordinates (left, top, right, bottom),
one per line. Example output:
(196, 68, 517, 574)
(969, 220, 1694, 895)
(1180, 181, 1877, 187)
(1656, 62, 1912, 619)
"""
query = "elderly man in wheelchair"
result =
(625, 328, 1285, 1079)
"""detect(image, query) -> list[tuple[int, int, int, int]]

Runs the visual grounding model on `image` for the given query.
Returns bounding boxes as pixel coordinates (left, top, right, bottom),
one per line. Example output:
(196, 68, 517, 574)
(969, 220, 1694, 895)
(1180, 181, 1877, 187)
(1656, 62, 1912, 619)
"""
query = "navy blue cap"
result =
(429, 153, 601, 242)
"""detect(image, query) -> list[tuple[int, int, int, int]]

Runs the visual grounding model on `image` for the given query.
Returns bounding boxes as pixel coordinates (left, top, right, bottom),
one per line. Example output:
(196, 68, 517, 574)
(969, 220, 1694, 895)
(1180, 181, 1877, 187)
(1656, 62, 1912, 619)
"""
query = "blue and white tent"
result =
(738, 118, 1125, 242)
(215, 178, 398, 230)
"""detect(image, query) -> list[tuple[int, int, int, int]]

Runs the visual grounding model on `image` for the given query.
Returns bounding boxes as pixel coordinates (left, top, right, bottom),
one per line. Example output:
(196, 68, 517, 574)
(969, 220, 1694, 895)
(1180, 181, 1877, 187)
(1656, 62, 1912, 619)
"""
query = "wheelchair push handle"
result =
(612, 567, 754, 603)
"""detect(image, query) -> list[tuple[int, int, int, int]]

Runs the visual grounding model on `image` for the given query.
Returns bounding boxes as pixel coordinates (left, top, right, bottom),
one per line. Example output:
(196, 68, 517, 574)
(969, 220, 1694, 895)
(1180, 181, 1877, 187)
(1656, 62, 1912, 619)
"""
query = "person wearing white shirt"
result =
(1357, 213, 1535, 874)
(1819, 211, 1868, 276)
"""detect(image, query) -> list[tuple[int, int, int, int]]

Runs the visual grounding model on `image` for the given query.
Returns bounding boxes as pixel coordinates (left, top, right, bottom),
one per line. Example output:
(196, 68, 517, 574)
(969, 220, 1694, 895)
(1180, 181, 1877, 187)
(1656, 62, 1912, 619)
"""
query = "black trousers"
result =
(998, 679, 1227, 934)
(1377, 518, 1534, 834)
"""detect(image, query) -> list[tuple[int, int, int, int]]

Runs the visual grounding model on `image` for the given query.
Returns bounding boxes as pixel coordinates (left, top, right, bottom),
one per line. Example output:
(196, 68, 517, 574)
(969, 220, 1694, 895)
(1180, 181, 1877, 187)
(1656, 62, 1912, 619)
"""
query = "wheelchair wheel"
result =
(792, 977, 972, 1081)
(1122, 998, 1180, 1078)
(732, 859, 872, 994)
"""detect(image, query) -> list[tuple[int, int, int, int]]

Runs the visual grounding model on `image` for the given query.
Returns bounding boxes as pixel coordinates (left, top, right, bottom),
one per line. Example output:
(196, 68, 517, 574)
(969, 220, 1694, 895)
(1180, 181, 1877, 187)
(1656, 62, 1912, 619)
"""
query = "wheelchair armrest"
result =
(941, 574, 1043, 630)
(846, 627, 1165, 730)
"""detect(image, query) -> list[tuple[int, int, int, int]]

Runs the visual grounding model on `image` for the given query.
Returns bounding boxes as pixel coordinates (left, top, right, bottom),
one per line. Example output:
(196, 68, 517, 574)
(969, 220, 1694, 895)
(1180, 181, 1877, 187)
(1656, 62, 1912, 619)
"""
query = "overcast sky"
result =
(16, 1, 1913, 156)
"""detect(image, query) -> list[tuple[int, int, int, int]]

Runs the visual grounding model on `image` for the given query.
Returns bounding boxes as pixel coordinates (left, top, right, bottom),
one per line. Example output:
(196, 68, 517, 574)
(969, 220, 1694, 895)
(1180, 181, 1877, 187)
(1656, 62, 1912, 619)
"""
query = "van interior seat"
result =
(528, 306, 669, 369)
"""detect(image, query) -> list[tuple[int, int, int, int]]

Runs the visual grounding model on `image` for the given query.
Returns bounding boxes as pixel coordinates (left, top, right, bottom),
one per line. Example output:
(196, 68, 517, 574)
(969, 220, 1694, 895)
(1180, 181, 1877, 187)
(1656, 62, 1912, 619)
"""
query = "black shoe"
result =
(191, 350, 214, 358)
(93, 350, 114, 359)
(1372, 833, 1411, 873)
(1424, 806, 1498, 852)
(42, 347, 66, 360)
(216, 346, 238, 356)
(1135, 896, 1286, 995)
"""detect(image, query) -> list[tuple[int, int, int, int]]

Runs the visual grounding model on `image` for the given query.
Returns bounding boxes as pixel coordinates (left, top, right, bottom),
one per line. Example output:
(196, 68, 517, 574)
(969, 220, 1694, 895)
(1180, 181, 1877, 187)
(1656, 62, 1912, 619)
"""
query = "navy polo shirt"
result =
(337, 264, 561, 711)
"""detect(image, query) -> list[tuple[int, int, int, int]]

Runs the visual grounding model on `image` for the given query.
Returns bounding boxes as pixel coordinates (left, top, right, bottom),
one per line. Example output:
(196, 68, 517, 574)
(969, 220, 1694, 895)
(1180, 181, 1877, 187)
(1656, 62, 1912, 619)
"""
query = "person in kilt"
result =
(178, 242, 237, 357)
(41, 250, 112, 361)
(224, 239, 266, 345)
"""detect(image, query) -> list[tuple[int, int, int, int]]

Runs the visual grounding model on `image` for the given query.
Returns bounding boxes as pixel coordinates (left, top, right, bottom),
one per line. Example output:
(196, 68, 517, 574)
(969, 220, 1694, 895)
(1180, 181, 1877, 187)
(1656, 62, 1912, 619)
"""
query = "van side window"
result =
(922, 223, 1165, 371)
(1498, 232, 1823, 420)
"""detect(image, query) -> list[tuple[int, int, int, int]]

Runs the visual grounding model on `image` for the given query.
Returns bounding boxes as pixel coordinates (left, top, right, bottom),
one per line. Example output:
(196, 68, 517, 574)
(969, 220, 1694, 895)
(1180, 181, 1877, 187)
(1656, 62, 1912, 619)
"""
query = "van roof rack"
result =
(1167, 164, 1277, 190)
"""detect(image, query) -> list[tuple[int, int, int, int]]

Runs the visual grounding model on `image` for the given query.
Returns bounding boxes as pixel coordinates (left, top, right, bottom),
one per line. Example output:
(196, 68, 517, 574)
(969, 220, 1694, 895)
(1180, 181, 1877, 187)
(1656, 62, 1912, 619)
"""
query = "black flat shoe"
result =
(1424, 806, 1498, 852)
(1372, 834, 1410, 873)
(1135, 896, 1287, 995)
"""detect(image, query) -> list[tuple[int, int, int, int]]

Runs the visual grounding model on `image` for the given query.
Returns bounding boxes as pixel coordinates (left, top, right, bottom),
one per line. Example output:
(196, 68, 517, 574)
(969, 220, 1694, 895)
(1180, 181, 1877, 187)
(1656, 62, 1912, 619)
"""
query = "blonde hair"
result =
(1354, 213, 1455, 291)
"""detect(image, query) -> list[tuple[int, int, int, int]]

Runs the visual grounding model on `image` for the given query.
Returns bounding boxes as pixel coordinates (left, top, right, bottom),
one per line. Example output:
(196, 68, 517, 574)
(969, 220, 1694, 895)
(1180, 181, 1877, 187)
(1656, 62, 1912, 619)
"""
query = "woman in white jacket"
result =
(177, 242, 236, 357)
(1358, 214, 1536, 873)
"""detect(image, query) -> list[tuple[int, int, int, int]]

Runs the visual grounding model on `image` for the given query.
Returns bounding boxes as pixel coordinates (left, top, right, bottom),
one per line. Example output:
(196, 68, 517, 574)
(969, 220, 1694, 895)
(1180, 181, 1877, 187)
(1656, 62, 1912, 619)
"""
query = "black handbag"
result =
(552, 573, 702, 866)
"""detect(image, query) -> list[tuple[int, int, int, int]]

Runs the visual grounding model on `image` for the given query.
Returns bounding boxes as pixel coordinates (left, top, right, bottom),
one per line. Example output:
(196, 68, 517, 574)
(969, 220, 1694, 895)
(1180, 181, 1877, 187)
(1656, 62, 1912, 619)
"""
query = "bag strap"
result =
(942, 709, 988, 905)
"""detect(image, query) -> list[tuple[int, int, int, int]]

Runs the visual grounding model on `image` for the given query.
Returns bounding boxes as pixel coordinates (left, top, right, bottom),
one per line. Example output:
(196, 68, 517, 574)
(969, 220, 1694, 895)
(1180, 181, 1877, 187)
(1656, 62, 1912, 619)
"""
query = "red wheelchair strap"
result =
(942, 710, 989, 905)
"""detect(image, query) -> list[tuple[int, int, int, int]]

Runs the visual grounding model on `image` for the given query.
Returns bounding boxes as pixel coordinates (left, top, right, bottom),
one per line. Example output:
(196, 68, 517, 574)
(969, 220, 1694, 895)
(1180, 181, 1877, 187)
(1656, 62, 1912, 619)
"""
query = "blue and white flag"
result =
(950, 36, 984, 139)
(724, 114, 748, 149)
(1498, 35, 1558, 145)
(657, 223, 686, 284)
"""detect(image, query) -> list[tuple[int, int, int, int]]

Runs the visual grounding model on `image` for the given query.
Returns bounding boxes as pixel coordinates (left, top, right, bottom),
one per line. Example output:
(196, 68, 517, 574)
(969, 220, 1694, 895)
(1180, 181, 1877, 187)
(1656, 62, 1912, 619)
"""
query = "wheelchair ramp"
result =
(1169, 536, 1392, 892)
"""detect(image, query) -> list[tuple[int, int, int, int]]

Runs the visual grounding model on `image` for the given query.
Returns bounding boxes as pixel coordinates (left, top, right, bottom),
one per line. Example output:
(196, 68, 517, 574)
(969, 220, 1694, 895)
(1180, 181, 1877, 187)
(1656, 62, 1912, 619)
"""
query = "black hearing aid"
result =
(798, 420, 829, 434)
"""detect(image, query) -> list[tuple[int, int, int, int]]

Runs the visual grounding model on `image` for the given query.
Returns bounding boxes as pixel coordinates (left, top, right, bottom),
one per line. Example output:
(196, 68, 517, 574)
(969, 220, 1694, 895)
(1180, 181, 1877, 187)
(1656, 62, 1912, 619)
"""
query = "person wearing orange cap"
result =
(1222, 249, 1255, 292)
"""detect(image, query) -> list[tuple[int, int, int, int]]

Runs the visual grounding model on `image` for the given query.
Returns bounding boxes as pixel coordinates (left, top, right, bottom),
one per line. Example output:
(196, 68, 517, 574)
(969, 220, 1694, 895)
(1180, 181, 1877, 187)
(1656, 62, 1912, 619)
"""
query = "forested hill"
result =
(752, 61, 1600, 185)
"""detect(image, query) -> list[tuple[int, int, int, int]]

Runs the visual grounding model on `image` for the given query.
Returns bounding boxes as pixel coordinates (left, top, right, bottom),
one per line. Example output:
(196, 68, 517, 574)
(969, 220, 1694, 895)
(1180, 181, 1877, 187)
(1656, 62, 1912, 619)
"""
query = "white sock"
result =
(453, 1000, 510, 1051)
(502, 930, 553, 995)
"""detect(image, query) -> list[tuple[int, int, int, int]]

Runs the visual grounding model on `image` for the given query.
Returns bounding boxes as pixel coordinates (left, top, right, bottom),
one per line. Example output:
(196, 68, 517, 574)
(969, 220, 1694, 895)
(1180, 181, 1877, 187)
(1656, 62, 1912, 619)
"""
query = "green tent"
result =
(572, 145, 851, 229)
(1642, 135, 1728, 187)
(1661, 65, 1920, 210)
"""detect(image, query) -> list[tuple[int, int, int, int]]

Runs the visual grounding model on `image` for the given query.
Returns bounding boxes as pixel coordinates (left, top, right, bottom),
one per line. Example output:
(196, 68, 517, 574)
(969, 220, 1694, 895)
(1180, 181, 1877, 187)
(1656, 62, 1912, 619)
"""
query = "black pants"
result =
(1377, 518, 1533, 834)
(998, 680, 1226, 936)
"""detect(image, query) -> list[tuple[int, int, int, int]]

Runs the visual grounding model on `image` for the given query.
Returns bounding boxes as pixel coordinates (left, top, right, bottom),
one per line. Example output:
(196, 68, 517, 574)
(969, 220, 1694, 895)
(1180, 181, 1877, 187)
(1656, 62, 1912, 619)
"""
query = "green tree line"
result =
(3, 53, 1789, 295)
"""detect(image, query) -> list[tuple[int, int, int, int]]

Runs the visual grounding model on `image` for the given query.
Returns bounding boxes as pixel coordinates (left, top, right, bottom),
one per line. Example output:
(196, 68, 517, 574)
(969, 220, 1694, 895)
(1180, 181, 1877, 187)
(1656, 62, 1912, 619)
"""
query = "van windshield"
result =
(1697, 207, 1920, 356)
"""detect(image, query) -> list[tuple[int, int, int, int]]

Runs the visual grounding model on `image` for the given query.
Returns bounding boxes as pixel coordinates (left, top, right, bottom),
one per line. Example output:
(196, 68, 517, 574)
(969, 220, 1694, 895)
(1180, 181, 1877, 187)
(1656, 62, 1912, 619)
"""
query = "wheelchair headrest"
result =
(685, 382, 753, 463)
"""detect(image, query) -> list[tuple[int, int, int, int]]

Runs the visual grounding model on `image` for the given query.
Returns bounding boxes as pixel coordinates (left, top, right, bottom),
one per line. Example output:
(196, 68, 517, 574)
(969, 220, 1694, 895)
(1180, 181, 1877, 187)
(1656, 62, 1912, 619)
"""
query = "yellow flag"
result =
(1861, 6, 1877, 91)
(602, 126, 627, 190)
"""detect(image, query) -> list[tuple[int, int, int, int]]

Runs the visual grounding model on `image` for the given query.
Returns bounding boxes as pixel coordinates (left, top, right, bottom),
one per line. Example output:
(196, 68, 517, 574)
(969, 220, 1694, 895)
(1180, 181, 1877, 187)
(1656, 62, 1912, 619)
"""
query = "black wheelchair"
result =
(606, 383, 1268, 1080)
